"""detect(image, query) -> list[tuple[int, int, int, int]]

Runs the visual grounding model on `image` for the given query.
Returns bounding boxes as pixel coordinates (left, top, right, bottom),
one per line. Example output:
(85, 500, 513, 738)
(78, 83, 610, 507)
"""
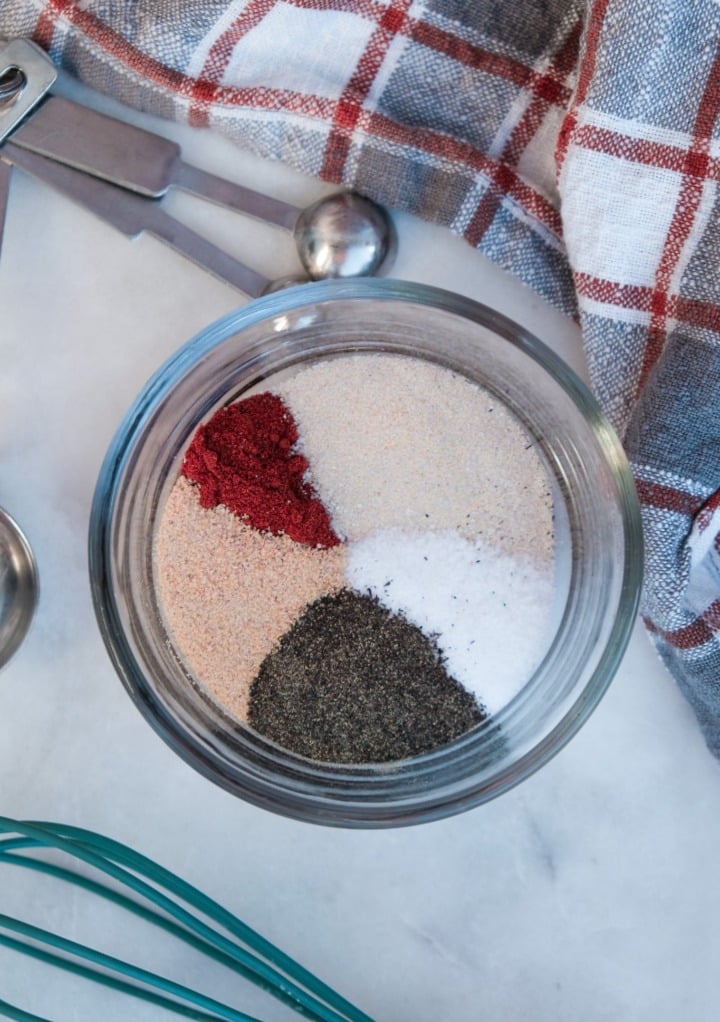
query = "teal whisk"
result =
(0, 818, 374, 1022)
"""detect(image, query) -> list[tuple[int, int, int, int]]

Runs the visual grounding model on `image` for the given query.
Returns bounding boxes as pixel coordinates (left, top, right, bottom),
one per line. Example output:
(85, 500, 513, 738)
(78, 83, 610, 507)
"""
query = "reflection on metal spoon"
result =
(262, 192, 396, 294)
(261, 274, 310, 296)
(294, 191, 397, 281)
(0, 507, 38, 669)
(0, 65, 25, 103)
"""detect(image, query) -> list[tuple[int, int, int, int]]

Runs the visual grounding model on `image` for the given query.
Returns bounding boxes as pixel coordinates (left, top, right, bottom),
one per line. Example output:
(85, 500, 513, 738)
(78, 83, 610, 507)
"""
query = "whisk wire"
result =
(0, 996, 53, 1022)
(0, 849, 282, 981)
(0, 819, 373, 1022)
(0, 843, 320, 1018)
(45, 821, 370, 1021)
(0, 930, 256, 1021)
(0, 820, 348, 1022)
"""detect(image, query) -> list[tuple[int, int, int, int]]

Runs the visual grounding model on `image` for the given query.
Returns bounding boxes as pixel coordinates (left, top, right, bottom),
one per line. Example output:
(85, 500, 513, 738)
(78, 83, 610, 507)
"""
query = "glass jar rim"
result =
(89, 279, 643, 827)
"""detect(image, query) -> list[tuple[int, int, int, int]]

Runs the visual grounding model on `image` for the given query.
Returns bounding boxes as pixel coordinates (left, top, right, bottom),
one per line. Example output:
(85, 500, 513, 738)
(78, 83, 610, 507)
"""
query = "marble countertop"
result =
(2, 72, 720, 1022)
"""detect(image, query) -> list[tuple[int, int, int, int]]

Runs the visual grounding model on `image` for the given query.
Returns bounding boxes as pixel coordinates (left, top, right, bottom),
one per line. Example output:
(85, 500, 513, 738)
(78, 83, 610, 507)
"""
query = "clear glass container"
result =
(89, 279, 643, 827)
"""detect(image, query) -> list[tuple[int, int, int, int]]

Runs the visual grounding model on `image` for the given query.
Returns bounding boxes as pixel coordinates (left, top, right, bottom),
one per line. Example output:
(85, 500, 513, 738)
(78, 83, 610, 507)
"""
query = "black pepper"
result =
(248, 589, 486, 763)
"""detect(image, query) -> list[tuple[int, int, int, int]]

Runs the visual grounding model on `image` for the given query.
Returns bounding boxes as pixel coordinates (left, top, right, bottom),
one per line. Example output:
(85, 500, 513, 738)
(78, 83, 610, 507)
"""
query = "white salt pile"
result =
(345, 528, 555, 713)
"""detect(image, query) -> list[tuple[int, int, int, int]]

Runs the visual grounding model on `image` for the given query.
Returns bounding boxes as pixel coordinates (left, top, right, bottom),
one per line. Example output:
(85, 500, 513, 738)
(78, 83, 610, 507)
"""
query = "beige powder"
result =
(155, 476, 347, 720)
(274, 354, 553, 561)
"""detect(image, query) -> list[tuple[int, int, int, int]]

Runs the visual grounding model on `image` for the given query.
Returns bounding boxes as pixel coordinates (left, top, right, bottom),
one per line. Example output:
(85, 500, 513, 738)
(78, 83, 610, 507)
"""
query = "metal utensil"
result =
(11, 92, 301, 222)
(0, 507, 38, 669)
(0, 39, 56, 144)
(7, 93, 396, 280)
(0, 158, 10, 250)
(0, 38, 56, 256)
(3, 140, 270, 295)
(0, 39, 396, 292)
(0, 65, 25, 101)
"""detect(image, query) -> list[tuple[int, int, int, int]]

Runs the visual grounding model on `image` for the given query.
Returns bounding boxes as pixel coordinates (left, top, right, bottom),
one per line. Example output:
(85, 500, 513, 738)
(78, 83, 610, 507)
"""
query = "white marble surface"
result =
(2, 72, 720, 1021)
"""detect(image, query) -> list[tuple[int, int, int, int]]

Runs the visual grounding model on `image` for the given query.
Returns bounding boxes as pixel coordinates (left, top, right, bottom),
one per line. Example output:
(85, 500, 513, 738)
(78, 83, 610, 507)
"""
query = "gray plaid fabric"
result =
(3, 0, 720, 757)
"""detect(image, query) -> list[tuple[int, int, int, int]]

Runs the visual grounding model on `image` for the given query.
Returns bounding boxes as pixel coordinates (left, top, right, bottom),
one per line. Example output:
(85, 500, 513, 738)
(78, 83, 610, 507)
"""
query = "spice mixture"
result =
(182, 392, 339, 548)
(155, 476, 346, 721)
(155, 353, 555, 763)
(345, 528, 554, 715)
(249, 589, 484, 763)
(273, 356, 553, 557)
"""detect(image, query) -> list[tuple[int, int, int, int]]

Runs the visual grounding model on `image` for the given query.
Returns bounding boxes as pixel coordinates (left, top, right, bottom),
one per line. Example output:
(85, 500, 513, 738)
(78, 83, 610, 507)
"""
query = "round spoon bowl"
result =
(294, 192, 397, 281)
(0, 507, 38, 669)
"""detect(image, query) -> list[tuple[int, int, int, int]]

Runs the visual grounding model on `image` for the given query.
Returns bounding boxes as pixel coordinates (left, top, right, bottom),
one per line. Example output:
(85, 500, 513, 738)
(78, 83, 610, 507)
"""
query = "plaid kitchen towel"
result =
(3, 0, 720, 757)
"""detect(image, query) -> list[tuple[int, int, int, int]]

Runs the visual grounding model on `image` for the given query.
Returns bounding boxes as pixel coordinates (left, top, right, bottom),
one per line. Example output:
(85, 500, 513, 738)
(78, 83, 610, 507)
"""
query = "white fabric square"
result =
(560, 144, 682, 288)
(222, 3, 376, 100)
(186, 0, 253, 78)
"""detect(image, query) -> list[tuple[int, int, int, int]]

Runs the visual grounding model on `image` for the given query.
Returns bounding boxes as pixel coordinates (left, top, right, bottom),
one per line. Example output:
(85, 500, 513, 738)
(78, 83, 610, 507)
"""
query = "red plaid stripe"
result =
(575, 274, 720, 332)
(407, 18, 578, 104)
(499, 20, 581, 167)
(575, 124, 720, 180)
(635, 479, 705, 518)
(187, 0, 278, 127)
(184, 0, 398, 127)
(321, 0, 412, 181)
(34, 0, 195, 89)
(644, 612, 716, 651)
(642, 484, 720, 652)
(363, 108, 563, 236)
(465, 17, 581, 247)
(555, 0, 609, 170)
(697, 490, 720, 533)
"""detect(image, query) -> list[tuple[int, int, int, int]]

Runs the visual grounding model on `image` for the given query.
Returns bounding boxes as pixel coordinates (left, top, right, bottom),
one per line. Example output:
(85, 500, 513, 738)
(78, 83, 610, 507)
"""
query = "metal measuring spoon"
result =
(262, 190, 397, 293)
(0, 66, 25, 103)
(294, 190, 396, 281)
(1, 41, 397, 292)
(5, 138, 397, 297)
(5, 83, 397, 287)
(0, 507, 38, 669)
(0, 64, 26, 253)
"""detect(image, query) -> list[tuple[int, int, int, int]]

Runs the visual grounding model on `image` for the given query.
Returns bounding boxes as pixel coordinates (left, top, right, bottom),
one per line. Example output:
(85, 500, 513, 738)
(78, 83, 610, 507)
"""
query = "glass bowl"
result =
(89, 279, 643, 827)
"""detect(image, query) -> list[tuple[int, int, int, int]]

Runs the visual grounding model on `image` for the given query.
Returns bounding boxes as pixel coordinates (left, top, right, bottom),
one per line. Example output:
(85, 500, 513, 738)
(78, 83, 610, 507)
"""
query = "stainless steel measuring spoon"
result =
(0, 158, 10, 251)
(0, 507, 38, 669)
(3, 142, 397, 296)
(0, 39, 57, 257)
(0, 39, 396, 292)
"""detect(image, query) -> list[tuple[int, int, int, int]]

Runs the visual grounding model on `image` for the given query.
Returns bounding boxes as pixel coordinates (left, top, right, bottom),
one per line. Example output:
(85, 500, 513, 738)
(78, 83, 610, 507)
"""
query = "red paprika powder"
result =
(181, 392, 340, 548)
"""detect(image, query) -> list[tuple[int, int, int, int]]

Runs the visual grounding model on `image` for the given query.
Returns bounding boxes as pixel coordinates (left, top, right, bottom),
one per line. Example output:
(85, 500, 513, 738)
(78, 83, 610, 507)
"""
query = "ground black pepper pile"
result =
(248, 589, 486, 763)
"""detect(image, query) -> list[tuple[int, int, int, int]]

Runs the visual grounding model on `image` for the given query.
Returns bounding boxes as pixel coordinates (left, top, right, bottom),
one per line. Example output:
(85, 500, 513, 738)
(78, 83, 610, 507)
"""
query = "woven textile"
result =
(3, 1, 720, 756)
